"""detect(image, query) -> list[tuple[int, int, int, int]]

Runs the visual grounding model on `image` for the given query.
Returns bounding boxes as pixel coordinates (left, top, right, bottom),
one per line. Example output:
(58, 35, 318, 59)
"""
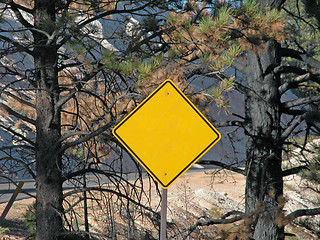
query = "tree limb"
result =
(180, 211, 245, 239)
(285, 207, 320, 224)
(283, 95, 320, 109)
(207, 115, 244, 128)
(279, 72, 320, 94)
(279, 73, 310, 94)
(213, 120, 244, 128)
(57, 2, 154, 48)
(0, 34, 33, 55)
(1, 91, 35, 109)
(0, 124, 35, 146)
(0, 103, 36, 125)
(274, 65, 308, 75)
(197, 160, 246, 175)
(63, 186, 157, 214)
(63, 168, 132, 184)
(281, 108, 306, 116)
(282, 165, 308, 177)
(56, 70, 100, 108)
(281, 47, 320, 69)
(58, 130, 95, 145)
(281, 115, 304, 140)
(58, 122, 115, 154)
(3, 0, 33, 14)
(0, 156, 36, 179)
(8, 0, 34, 29)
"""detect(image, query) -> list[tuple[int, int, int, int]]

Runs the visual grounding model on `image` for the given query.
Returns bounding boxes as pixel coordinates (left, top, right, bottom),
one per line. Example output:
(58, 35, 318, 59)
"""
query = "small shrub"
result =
(0, 226, 9, 236)
(23, 202, 36, 234)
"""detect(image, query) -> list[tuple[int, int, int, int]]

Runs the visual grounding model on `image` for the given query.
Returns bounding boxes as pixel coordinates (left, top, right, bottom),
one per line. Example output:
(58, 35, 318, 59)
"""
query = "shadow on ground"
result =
(1, 218, 30, 238)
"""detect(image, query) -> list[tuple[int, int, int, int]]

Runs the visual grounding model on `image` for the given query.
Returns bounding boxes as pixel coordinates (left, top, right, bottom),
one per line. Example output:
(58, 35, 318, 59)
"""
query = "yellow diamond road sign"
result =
(112, 79, 221, 188)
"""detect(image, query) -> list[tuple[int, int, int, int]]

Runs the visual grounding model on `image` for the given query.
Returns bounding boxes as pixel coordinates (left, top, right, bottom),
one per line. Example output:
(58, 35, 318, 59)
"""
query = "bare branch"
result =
(57, 2, 154, 48)
(58, 130, 94, 145)
(281, 47, 320, 69)
(282, 165, 308, 177)
(279, 73, 310, 95)
(58, 122, 115, 154)
(282, 108, 306, 116)
(213, 120, 244, 128)
(126, 29, 164, 53)
(281, 115, 304, 140)
(2, 0, 33, 14)
(283, 95, 320, 109)
(207, 115, 244, 128)
(286, 207, 320, 224)
(0, 103, 36, 125)
(0, 34, 33, 55)
(198, 160, 246, 175)
(0, 156, 36, 179)
(274, 66, 308, 75)
(63, 186, 157, 215)
(0, 123, 35, 146)
(1, 91, 35, 109)
(63, 168, 132, 184)
(56, 70, 100, 108)
(180, 211, 245, 238)
(8, 0, 34, 29)
(279, 72, 320, 94)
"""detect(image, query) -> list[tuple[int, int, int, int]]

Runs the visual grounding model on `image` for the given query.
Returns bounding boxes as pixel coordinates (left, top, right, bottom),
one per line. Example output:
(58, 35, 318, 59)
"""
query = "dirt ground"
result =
(0, 169, 317, 239)
(0, 170, 245, 239)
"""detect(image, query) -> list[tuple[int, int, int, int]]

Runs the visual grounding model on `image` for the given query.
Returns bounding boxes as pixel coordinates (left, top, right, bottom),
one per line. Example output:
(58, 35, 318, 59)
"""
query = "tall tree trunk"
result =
(244, 1, 286, 239)
(244, 41, 284, 239)
(34, 1, 63, 239)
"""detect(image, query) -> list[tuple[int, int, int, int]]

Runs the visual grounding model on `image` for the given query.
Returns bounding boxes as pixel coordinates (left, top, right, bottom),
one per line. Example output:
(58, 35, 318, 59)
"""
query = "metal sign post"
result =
(160, 188, 168, 240)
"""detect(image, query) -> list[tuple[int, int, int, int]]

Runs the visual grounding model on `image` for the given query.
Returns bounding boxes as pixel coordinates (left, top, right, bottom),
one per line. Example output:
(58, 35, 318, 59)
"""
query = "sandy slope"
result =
(0, 169, 317, 239)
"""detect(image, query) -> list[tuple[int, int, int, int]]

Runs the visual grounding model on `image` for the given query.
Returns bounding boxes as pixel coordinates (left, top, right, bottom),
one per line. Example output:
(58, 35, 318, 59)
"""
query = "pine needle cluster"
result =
(163, 0, 286, 109)
(166, 0, 286, 68)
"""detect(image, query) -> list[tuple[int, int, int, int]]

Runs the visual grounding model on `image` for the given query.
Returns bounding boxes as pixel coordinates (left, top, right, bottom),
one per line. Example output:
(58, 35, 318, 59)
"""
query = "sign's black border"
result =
(113, 80, 221, 188)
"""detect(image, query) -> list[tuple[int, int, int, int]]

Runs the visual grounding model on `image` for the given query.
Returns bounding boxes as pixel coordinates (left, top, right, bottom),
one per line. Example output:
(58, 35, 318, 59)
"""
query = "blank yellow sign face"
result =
(112, 79, 221, 188)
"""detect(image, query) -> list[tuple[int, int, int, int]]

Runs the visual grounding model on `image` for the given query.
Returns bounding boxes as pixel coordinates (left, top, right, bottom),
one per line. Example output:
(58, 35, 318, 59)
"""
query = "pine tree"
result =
(0, 1, 170, 239)
(165, 0, 320, 239)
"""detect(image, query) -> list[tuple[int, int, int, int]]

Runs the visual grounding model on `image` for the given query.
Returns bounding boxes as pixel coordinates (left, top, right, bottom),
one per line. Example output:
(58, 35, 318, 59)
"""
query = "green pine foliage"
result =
(167, 0, 286, 69)
(42, 14, 57, 34)
(214, 6, 233, 28)
(164, 0, 286, 109)
(199, 15, 213, 35)
(102, 50, 164, 81)
(136, 55, 164, 80)
(208, 76, 235, 111)
(68, 39, 87, 56)
(23, 202, 36, 234)
(0, 227, 9, 237)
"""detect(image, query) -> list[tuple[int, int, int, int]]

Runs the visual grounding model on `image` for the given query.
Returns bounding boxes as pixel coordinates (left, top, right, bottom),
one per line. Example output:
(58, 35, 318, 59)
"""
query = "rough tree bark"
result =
(243, 1, 288, 239)
(34, 0, 64, 239)
(244, 41, 284, 239)
(239, 0, 285, 240)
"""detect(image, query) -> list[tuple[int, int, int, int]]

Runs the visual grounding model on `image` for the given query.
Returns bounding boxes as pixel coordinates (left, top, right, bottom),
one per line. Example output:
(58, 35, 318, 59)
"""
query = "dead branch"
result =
(197, 160, 246, 175)
(63, 186, 158, 215)
(285, 207, 320, 224)
(175, 211, 245, 239)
